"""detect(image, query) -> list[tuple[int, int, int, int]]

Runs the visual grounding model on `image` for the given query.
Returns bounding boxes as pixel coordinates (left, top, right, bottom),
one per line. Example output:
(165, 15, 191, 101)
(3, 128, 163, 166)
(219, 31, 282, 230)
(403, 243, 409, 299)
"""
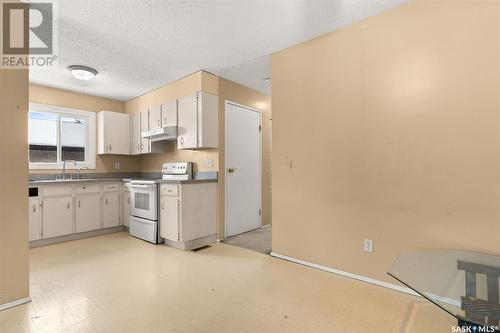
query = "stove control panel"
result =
(162, 162, 193, 178)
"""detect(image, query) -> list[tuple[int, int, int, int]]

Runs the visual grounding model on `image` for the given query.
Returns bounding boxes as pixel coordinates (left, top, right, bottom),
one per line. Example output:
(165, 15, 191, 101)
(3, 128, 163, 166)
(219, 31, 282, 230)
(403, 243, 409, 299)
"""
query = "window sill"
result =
(29, 162, 96, 170)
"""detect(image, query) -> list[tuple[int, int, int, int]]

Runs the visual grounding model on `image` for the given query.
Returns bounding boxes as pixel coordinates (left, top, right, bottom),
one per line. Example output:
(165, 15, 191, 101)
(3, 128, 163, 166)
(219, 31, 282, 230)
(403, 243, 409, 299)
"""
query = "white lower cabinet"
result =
(29, 181, 126, 244)
(123, 191, 131, 227)
(160, 196, 179, 242)
(159, 183, 217, 250)
(42, 196, 74, 238)
(75, 194, 101, 233)
(102, 192, 120, 228)
(29, 198, 41, 241)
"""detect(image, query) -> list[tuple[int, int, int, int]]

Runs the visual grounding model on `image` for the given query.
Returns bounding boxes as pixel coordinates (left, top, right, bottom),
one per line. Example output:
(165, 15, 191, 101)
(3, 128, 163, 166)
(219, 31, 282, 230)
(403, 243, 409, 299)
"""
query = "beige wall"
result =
(126, 71, 272, 238)
(217, 78, 272, 237)
(271, 0, 500, 283)
(126, 71, 219, 173)
(29, 84, 140, 173)
(0, 70, 29, 305)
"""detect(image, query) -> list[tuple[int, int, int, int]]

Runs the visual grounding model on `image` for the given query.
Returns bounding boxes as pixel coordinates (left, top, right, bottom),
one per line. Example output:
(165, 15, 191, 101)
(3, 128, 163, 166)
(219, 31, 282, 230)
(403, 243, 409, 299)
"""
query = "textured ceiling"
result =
(29, 0, 409, 101)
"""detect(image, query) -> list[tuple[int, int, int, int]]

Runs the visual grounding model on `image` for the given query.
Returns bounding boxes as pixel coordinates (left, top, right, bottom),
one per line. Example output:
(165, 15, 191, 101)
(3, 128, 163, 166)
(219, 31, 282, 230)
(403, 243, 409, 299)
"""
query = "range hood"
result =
(141, 126, 177, 142)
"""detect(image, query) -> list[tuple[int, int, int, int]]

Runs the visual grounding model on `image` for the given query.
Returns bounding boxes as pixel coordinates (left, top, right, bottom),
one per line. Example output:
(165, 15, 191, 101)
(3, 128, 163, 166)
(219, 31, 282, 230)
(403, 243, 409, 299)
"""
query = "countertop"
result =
(29, 178, 124, 185)
(123, 178, 217, 184)
(30, 172, 218, 186)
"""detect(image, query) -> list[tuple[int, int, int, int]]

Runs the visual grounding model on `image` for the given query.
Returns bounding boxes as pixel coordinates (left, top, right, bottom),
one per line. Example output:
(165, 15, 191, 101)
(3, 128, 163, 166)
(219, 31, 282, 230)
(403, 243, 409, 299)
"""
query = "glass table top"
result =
(389, 250, 500, 331)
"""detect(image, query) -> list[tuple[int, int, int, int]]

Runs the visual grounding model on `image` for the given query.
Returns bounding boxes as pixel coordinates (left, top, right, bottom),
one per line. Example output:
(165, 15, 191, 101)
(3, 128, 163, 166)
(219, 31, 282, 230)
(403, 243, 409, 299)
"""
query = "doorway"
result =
(224, 101, 269, 252)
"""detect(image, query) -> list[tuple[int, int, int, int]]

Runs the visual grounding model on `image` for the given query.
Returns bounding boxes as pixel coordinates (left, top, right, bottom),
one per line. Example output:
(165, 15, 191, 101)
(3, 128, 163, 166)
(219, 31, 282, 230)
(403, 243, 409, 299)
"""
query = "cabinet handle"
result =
(78, 200, 81, 208)
(179, 137, 184, 144)
(33, 204, 36, 213)
(67, 202, 70, 209)
(109, 144, 112, 151)
(105, 198, 108, 205)
(161, 202, 165, 210)
(157, 119, 160, 127)
(137, 143, 140, 152)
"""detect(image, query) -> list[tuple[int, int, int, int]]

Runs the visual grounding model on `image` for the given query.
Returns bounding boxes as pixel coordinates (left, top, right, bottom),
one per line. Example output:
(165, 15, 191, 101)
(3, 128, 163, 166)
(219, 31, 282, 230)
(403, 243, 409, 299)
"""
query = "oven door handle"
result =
(130, 184, 155, 189)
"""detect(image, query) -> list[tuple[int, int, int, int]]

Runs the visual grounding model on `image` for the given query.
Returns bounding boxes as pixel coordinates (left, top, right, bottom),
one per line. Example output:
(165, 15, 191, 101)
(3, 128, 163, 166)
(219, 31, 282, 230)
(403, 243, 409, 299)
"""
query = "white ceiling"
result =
(29, 0, 409, 101)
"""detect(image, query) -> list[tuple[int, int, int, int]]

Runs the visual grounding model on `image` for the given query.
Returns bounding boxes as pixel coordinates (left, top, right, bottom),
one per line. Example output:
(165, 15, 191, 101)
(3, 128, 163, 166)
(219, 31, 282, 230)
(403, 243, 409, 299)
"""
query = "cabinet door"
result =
(140, 111, 150, 153)
(106, 112, 130, 154)
(102, 192, 120, 228)
(131, 112, 141, 155)
(140, 110, 149, 132)
(29, 198, 41, 241)
(161, 100, 177, 127)
(197, 92, 218, 148)
(123, 191, 130, 227)
(160, 196, 180, 242)
(177, 93, 198, 149)
(42, 196, 73, 238)
(140, 137, 150, 154)
(75, 194, 101, 233)
(149, 105, 161, 131)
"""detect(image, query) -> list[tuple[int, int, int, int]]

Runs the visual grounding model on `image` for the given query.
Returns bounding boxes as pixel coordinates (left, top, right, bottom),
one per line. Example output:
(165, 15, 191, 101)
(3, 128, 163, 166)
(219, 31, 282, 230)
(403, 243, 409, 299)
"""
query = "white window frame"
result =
(29, 103, 96, 170)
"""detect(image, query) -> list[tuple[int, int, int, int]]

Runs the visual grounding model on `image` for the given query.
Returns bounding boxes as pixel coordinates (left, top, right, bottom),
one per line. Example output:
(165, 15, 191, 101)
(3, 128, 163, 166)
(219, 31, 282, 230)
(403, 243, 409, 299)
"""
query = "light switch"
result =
(115, 162, 120, 170)
(363, 239, 374, 253)
(207, 159, 214, 167)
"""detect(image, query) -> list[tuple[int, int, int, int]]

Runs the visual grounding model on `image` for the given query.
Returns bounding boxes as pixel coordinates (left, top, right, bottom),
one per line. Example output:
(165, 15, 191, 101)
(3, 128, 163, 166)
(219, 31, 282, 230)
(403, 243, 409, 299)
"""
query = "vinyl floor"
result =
(0, 232, 454, 332)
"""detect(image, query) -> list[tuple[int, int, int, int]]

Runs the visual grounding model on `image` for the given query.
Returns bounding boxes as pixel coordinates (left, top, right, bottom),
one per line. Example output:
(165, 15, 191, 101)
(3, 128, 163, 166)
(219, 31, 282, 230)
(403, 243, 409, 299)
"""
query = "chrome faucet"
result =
(62, 160, 77, 180)
(77, 166, 90, 180)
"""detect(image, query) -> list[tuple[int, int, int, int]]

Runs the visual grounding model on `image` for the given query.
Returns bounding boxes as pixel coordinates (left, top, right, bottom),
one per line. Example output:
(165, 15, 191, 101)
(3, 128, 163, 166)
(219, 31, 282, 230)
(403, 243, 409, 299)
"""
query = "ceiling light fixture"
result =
(68, 65, 98, 81)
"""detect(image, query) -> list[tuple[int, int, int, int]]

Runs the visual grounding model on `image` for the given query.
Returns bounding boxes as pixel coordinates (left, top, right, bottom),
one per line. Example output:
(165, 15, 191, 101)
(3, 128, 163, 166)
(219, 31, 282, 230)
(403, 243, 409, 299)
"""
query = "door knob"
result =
(227, 168, 238, 173)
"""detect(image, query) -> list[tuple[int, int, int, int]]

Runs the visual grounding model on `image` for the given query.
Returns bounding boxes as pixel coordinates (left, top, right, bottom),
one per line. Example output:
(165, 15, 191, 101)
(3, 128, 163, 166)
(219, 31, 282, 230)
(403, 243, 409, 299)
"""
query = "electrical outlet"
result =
(363, 239, 374, 253)
(207, 159, 214, 167)
(114, 162, 120, 170)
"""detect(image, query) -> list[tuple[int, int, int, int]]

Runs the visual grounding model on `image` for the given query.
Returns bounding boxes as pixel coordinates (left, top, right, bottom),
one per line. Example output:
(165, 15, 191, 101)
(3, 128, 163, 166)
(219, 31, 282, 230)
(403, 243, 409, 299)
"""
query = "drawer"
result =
(161, 184, 179, 196)
(103, 182, 121, 192)
(75, 183, 101, 194)
(41, 185, 73, 197)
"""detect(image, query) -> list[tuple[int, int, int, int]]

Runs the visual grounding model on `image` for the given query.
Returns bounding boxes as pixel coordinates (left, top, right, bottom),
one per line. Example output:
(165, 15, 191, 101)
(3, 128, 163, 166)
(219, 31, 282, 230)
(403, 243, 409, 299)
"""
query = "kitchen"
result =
(27, 71, 270, 252)
(4, 0, 499, 332)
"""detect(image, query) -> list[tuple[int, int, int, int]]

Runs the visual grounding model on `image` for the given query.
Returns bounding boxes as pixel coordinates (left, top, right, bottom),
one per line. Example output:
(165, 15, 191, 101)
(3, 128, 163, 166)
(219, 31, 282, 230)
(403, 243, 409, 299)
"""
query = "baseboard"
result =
(0, 296, 31, 311)
(30, 226, 126, 248)
(270, 251, 460, 307)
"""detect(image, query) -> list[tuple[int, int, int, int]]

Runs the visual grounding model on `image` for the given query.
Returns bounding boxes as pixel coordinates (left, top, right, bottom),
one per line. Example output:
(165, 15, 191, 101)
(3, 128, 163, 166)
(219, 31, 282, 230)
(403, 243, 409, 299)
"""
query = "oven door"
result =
(130, 183, 158, 221)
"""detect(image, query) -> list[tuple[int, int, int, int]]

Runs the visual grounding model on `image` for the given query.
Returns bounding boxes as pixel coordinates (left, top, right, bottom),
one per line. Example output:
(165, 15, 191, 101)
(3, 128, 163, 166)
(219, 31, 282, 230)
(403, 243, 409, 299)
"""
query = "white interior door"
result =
(225, 102, 261, 237)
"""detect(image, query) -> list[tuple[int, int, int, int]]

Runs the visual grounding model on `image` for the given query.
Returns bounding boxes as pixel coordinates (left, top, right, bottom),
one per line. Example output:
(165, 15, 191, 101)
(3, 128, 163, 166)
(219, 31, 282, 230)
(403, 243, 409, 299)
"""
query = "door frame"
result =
(224, 100, 262, 238)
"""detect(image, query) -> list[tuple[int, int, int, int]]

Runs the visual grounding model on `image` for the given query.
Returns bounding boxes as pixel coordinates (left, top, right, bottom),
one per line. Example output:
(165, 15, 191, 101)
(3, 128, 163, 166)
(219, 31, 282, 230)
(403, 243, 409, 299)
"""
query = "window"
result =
(29, 103, 95, 169)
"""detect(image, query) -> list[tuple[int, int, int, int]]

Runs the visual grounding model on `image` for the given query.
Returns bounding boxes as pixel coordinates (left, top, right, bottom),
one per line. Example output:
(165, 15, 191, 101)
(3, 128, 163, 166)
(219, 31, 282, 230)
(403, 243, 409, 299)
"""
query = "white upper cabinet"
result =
(177, 92, 218, 150)
(140, 110, 149, 133)
(149, 105, 162, 131)
(97, 111, 130, 155)
(130, 112, 141, 155)
(140, 110, 150, 154)
(177, 94, 197, 149)
(161, 100, 178, 127)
